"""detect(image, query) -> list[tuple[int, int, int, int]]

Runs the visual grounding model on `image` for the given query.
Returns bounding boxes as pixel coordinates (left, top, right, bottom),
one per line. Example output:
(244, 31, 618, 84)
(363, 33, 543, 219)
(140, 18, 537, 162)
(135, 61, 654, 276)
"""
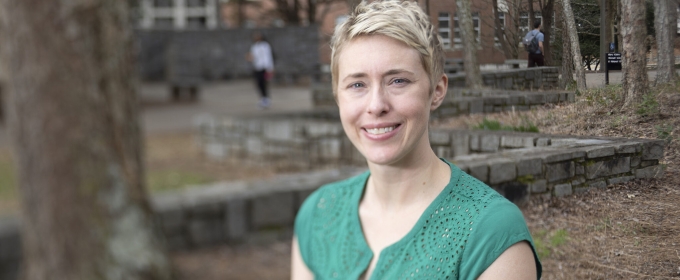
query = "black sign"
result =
(607, 53, 622, 70)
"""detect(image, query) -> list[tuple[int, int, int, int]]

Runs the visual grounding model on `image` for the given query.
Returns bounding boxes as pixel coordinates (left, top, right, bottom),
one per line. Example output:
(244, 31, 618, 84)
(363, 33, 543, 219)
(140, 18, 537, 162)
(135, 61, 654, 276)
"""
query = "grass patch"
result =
(146, 169, 214, 193)
(656, 123, 674, 144)
(473, 117, 539, 133)
(532, 228, 570, 259)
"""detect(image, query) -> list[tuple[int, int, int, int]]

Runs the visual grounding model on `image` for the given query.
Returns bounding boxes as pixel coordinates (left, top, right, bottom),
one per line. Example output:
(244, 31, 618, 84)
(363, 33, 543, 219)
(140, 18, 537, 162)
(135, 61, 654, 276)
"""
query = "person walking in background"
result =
(246, 32, 274, 108)
(525, 20, 545, 67)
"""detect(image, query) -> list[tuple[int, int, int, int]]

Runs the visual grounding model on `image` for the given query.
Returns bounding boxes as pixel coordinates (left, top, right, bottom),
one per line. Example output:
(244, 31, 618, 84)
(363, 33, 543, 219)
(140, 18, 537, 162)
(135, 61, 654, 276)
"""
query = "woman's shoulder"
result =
(295, 170, 369, 221)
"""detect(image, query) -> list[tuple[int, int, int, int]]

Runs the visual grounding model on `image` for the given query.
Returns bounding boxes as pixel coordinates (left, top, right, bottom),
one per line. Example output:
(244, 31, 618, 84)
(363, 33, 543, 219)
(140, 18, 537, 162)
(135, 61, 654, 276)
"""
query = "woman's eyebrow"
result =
(342, 72, 367, 82)
(383, 69, 415, 76)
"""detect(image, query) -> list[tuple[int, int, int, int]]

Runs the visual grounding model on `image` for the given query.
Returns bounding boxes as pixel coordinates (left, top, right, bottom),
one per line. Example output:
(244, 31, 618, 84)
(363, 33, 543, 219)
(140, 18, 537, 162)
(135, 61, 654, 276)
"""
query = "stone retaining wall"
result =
(196, 110, 365, 169)
(0, 168, 364, 280)
(312, 67, 561, 107)
(430, 129, 665, 201)
(432, 89, 574, 118)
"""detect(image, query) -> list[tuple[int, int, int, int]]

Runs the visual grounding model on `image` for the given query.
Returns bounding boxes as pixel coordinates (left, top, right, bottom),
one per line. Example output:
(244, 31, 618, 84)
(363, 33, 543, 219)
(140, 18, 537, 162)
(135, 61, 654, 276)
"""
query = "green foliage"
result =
(146, 170, 213, 192)
(532, 229, 570, 259)
(655, 123, 674, 144)
(636, 92, 659, 116)
(474, 117, 539, 133)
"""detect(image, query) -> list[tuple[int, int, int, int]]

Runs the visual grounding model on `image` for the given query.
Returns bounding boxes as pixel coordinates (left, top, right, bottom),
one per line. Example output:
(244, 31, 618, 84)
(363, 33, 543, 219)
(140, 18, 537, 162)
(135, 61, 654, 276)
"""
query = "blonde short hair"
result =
(330, 0, 445, 94)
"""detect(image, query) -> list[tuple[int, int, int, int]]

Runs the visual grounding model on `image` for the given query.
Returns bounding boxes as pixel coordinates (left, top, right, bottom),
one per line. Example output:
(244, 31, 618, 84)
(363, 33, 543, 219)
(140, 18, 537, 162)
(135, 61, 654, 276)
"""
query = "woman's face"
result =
(336, 35, 446, 166)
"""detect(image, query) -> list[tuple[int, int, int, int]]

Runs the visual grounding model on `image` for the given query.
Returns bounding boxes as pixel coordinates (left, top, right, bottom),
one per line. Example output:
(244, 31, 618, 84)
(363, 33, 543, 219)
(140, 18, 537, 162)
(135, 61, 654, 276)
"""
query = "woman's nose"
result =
(367, 85, 390, 116)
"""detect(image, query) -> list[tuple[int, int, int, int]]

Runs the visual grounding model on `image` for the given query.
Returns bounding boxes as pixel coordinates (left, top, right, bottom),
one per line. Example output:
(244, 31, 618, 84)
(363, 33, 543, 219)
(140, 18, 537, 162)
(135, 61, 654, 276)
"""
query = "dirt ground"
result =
(171, 83, 680, 279)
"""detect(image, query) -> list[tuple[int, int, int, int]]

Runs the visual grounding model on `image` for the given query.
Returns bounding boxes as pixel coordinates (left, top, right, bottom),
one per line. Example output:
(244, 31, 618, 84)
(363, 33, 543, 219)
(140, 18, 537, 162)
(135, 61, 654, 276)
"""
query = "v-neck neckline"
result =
(349, 159, 462, 280)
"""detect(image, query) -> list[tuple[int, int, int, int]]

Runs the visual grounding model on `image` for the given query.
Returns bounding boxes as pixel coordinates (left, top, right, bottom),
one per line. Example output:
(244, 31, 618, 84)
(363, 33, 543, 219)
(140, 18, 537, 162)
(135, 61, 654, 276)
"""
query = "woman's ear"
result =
(430, 74, 448, 111)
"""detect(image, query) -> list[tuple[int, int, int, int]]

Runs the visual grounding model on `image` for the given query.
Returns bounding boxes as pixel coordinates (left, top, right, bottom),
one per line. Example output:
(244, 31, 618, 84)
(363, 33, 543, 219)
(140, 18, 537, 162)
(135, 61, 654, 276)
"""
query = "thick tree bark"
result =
(456, 0, 483, 89)
(653, 0, 677, 85)
(541, 0, 555, 65)
(561, 0, 587, 91)
(0, 0, 173, 279)
(620, 0, 649, 108)
(557, 0, 575, 89)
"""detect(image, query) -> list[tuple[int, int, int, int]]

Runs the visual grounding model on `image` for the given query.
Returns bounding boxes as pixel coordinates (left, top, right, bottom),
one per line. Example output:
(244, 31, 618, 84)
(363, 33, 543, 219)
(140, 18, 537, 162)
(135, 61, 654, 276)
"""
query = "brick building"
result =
(135, 0, 546, 67)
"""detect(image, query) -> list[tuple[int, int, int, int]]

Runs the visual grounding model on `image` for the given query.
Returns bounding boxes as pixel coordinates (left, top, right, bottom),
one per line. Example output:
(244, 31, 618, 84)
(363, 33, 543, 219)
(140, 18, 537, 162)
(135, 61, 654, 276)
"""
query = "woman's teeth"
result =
(366, 126, 396, 135)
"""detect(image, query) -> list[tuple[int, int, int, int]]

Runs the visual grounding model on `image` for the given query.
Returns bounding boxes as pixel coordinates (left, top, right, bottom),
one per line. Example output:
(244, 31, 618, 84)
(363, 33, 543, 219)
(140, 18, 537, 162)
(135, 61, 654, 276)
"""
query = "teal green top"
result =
(294, 160, 542, 279)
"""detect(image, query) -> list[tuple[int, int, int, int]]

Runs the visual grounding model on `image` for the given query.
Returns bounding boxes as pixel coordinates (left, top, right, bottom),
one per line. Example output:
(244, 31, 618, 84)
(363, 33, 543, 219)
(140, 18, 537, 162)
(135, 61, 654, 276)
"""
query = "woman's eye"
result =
(349, 82, 364, 88)
(393, 78, 409, 84)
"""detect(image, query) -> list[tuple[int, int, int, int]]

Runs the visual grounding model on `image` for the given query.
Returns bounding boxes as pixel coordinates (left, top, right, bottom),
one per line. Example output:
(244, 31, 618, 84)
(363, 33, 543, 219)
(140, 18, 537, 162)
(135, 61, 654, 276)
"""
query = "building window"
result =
(139, 0, 217, 29)
(438, 12, 451, 49)
(453, 12, 480, 48)
(494, 12, 505, 48)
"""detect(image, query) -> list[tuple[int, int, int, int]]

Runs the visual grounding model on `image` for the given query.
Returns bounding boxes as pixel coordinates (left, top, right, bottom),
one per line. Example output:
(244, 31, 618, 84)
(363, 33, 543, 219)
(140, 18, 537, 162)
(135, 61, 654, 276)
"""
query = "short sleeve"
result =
(537, 33, 545, 42)
(459, 198, 542, 280)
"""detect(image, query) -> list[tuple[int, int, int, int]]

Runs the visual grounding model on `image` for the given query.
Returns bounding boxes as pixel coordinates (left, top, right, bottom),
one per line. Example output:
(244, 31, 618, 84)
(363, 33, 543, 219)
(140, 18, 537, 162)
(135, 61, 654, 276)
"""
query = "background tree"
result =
(556, 0, 575, 88)
(456, 0, 483, 89)
(561, 0, 587, 91)
(538, 0, 556, 65)
(0, 0, 173, 279)
(653, 0, 678, 84)
(572, 0, 601, 70)
(620, 0, 649, 109)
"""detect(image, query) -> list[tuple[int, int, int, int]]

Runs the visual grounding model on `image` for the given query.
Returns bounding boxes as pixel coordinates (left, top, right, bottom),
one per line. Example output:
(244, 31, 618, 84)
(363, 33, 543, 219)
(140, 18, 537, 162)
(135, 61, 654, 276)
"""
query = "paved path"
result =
(0, 80, 314, 148)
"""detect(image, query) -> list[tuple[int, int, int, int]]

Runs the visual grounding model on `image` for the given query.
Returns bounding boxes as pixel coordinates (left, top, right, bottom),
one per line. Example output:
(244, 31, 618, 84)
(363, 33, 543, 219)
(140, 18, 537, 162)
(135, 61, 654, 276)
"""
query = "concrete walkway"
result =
(0, 80, 314, 148)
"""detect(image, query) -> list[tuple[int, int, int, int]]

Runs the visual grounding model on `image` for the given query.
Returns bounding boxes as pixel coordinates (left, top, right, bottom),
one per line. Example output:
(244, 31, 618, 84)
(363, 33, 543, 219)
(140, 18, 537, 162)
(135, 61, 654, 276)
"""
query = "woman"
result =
(292, 1, 541, 279)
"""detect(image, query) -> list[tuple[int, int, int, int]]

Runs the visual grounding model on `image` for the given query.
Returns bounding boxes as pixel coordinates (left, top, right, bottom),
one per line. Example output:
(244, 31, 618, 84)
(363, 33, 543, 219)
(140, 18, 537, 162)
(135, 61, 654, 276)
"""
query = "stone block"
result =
(484, 105, 494, 113)
(571, 176, 586, 186)
(543, 151, 585, 163)
(545, 92, 560, 103)
(438, 107, 459, 117)
(508, 95, 525, 105)
(434, 146, 451, 158)
(251, 192, 295, 229)
(567, 92, 576, 102)
(226, 200, 249, 241)
(0, 219, 20, 262)
(451, 133, 470, 157)
(588, 180, 607, 189)
(157, 207, 186, 233)
(430, 131, 451, 145)
(295, 190, 316, 212)
(246, 137, 263, 156)
(630, 156, 641, 167)
(525, 94, 545, 105)
(642, 141, 664, 160)
(640, 160, 658, 168)
(469, 100, 484, 114)
(189, 218, 225, 246)
(487, 96, 507, 105)
(546, 161, 575, 182)
(164, 234, 190, 251)
(530, 179, 547, 193)
(554, 183, 572, 197)
(470, 134, 480, 151)
(480, 135, 500, 153)
(457, 100, 470, 112)
(263, 120, 295, 141)
(575, 164, 585, 175)
(607, 176, 635, 185)
(536, 138, 551, 147)
(319, 139, 341, 160)
(585, 157, 630, 179)
(489, 159, 517, 184)
(517, 158, 542, 176)
(615, 143, 638, 154)
(635, 165, 664, 179)
(305, 122, 342, 138)
(204, 142, 226, 160)
(501, 136, 525, 148)
(585, 146, 616, 159)
(468, 163, 489, 183)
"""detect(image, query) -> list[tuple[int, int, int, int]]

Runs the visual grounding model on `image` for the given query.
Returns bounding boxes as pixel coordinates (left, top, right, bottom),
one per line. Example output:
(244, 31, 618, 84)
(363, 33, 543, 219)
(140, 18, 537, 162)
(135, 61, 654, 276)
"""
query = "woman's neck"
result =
(364, 151, 451, 211)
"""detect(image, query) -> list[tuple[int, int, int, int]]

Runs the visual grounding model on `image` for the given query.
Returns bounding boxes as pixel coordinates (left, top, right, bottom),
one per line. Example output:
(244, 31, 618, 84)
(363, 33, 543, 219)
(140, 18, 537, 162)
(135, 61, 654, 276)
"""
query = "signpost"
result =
(605, 43, 621, 85)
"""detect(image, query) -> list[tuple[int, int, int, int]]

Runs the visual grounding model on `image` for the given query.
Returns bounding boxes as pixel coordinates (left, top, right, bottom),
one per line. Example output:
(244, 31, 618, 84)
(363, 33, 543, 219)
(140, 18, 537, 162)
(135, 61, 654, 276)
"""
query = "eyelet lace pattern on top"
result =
(296, 163, 507, 279)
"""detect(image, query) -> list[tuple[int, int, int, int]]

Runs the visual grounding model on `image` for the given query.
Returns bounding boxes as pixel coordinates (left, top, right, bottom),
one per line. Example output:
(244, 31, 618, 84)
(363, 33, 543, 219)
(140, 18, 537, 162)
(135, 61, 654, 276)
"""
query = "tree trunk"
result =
(620, 0, 649, 108)
(557, 0, 575, 89)
(456, 0, 483, 89)
(492, 0, 515, 59)
(561, 0, 587, 91)
(0, 0, 173, 279)
(529, 0, 536, 26)
(653, 0, 677, 85)
(541, 0, 555, 65)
